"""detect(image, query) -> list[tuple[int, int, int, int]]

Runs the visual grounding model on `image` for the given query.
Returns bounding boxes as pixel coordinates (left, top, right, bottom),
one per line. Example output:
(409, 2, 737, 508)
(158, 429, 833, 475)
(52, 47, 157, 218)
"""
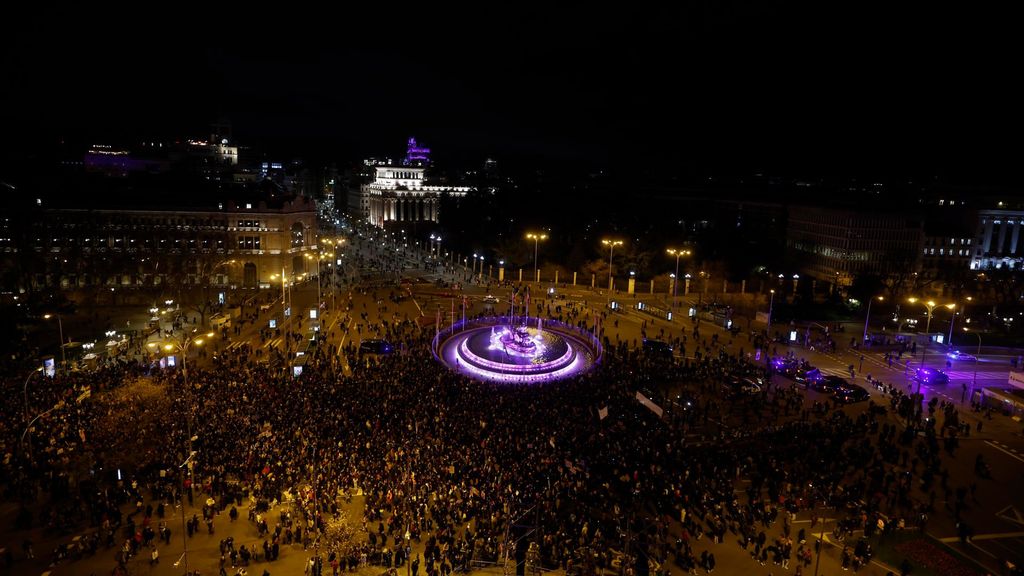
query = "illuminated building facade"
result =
(1, 192, 317, 292)
(971, 209, 1024, 270)
(358, 140, 471, 227)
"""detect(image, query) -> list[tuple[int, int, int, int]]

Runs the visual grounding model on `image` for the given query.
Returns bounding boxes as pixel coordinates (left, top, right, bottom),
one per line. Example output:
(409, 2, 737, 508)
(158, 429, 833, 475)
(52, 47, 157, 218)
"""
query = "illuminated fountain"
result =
(433, 295, 601, 383)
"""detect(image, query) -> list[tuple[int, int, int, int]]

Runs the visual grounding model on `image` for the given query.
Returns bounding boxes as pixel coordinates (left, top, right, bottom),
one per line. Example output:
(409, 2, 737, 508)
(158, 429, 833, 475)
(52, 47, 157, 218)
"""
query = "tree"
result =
(987, 266, 1024, 305)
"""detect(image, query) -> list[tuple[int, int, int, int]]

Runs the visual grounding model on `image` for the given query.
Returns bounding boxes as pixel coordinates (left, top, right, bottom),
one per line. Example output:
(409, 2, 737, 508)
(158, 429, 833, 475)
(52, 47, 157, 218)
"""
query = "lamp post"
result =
(907, 298, 955, 394)
(863, 296, 884, 344)
(948, 296, 971, 347)
(43, 314, 65, 372)
(270, 269, 292, 365)
(178, 449, 197, 576)
(305, 253, 322, 317)
(666, 248, 691, 312)
(602, 239, 623, 293)
(22, 367, 43, 423)
(767, 289, 775, 337)
(526, 233, 548, 284)
(161, 330, 210, 559)
(963, 327, 982, 398)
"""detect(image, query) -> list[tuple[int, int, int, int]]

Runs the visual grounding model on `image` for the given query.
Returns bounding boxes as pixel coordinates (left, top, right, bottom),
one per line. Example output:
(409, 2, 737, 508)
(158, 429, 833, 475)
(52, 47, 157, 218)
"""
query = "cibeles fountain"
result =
(432, 296, 601, 383)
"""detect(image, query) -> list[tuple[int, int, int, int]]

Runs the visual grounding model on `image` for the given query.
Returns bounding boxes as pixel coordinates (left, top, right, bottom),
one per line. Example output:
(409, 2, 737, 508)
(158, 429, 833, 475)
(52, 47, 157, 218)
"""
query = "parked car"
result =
(946, 350, 977, 362)
(914, 368, 949, 385)
(833, 383, 871, 403)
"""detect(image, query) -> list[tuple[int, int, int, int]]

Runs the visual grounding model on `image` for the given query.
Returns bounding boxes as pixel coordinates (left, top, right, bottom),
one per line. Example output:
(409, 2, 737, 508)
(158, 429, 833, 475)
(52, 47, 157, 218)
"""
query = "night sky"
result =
(2, 4, 1020, 183)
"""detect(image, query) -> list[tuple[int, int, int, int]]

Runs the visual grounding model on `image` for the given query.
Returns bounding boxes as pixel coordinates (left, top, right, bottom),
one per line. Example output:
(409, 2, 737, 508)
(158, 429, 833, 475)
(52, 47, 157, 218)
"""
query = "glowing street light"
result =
(43, 314, 66, 371)
(526, 232, 548, 283)
(907, 297, 955, 394)
(601, 239, 624, 292)
(863, 295, 884, 343)
(666, 248, 691, 311)
(963, 327, 982, 395)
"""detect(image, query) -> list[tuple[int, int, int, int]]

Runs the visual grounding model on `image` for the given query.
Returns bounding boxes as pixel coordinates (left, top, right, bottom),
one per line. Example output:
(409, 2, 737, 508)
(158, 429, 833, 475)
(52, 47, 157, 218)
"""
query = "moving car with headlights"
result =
(914, 368, 949, 385)
(946, 350, 977, 362)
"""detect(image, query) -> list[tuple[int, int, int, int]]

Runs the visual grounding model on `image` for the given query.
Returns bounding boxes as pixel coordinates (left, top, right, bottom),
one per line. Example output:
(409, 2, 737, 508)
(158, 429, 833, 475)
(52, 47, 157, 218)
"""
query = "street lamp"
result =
(159, 329, 211, 566)
(767, 290, 775, 336)
(862, 295, 884, 344)
(43, 314, 66, 372)
(178, 449, 198, 576)
(666, 248, 691, 311)
(907, 298, 955, 393)
(963, 327, 982, 398)
(526, 233, 548, 284)
(602, 239, 624, 292)
(22, 367, 43, 423)
(948, 296, 972, 346)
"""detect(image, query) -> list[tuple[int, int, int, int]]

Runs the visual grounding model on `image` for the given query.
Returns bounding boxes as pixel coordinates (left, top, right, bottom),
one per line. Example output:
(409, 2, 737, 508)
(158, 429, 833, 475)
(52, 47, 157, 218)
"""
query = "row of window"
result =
(925, 248, 971, 256)
(238, 236, 261, 250)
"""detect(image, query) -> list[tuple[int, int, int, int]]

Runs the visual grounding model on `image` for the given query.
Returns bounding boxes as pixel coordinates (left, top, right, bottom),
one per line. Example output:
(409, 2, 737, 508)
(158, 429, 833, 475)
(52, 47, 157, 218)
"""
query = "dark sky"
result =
(2, 4, 1020, 182)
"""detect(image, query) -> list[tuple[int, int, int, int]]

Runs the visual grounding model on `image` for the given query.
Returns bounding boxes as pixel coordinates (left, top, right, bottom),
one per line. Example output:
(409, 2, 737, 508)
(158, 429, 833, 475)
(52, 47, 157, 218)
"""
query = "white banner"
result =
(635, 391, 664, 418)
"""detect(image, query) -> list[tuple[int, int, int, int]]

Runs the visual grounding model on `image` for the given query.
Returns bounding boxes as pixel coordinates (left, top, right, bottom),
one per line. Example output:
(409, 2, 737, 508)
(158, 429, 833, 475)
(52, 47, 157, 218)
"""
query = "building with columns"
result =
(360, 164, 470, 227)
(971, 209, 1024, 270)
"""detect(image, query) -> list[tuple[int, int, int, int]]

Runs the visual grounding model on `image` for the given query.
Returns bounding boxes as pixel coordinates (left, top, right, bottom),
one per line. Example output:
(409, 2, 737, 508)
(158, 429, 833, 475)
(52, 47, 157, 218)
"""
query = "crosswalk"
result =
(220, 339, 287, 353)
(811, 349, 1010, 382)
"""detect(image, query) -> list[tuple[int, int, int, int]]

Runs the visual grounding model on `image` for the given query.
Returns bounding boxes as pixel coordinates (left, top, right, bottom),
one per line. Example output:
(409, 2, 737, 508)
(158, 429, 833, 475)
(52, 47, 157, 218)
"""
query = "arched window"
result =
(291, 223, 305, 248)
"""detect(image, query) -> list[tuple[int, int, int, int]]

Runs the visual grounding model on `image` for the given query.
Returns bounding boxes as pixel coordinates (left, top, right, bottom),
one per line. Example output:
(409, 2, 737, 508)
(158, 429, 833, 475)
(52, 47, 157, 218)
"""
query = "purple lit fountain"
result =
(434, 315, 601, 384)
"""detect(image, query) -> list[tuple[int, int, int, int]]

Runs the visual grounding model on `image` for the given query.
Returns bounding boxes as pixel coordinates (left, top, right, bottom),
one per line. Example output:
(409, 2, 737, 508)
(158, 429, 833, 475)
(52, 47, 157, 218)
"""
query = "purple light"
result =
(404, 137, 431, 165)
(434, 317, 600, 384)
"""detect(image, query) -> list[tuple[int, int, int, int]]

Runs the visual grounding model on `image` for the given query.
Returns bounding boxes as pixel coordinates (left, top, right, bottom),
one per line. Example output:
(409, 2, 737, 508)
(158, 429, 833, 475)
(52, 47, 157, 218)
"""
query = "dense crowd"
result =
(1, 238, 1016, 576)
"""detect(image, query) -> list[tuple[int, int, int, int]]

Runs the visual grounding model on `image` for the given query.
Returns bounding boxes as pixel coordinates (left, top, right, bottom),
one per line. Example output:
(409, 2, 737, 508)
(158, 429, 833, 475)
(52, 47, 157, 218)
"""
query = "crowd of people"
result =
(1, 234, 1018, 576)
